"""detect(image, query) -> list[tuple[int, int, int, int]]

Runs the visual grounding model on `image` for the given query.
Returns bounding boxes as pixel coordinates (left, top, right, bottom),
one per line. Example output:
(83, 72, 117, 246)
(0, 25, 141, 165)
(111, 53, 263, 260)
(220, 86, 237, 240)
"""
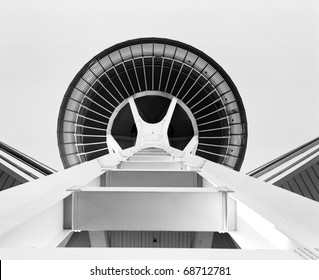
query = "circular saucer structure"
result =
(57, 38, 247, 170)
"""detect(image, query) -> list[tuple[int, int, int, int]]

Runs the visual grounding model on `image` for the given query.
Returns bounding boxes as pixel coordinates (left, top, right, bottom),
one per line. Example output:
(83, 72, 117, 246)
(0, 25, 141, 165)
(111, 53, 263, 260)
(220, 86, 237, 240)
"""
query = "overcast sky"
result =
(0, 0, 318, 173)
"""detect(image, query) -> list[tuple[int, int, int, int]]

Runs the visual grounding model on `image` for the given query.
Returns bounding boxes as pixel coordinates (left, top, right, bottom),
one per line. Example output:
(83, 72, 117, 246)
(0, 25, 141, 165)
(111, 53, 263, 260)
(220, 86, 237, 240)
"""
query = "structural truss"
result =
(0, 38, 318, 260)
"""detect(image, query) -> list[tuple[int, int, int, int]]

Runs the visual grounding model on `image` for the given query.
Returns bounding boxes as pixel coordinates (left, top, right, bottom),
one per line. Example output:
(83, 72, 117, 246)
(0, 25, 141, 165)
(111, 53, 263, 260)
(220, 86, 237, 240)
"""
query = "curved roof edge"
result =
(247, 137, 319, 178)
(0, 141, 56, 179)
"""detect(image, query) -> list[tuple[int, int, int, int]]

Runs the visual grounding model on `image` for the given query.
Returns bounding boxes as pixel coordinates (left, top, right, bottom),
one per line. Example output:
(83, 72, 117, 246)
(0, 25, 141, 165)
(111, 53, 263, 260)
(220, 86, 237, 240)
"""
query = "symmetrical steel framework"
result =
(1, 38, 319, 259)
(1, 144, 318, 259)
(58, 38, 247, 170)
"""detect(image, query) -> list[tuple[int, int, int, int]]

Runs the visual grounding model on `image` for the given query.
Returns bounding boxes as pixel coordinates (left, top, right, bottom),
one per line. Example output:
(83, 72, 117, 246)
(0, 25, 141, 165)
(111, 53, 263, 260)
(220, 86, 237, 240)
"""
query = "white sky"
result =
(0, 0, 318, 173)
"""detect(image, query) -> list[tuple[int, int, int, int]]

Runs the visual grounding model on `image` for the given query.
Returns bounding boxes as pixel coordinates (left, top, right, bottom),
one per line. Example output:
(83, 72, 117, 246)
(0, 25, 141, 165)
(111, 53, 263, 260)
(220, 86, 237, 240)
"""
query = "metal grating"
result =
(0, 170, 21, 192)
(277, 162, 319, 202)
(211, 232, 240, 249)
(66, 231, 91, 247)
(64, 231, 240, 249)
(108, 231, 194, 248)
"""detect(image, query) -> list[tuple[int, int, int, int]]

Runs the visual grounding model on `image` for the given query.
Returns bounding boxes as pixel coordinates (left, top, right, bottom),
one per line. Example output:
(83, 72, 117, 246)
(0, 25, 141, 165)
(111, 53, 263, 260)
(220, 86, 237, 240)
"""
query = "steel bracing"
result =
(0, 118, 319, 259)
(1, 38, 318, 260)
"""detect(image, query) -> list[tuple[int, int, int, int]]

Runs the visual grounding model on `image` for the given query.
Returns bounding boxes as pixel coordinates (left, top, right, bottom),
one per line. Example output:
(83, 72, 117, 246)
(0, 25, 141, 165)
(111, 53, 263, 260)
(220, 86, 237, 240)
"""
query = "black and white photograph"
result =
(0, 0, 318, 278)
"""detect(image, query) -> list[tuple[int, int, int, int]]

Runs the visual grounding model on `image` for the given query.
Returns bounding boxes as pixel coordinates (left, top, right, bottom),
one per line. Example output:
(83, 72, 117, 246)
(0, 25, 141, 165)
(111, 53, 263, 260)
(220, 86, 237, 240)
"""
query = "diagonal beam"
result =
(106, 134, 122, 154)
(162, 97, 177, 135)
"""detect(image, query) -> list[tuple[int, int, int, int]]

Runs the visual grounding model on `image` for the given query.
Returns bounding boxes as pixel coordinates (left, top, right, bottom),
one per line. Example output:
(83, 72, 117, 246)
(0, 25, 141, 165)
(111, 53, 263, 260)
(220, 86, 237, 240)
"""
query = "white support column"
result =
(106, 134, 122, 154)
(128, 96, 143, 133)
(128, 97, 177, 150)
(230, 201, 294, 249)
(198, 157, 319, 249)
(182, 135, 199, 155)
(161, 97, 177, 135)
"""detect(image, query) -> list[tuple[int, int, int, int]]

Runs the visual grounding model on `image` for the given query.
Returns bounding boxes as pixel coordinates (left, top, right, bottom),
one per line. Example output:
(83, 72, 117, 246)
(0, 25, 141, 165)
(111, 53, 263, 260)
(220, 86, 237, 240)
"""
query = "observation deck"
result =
(57, 38, 247, 170)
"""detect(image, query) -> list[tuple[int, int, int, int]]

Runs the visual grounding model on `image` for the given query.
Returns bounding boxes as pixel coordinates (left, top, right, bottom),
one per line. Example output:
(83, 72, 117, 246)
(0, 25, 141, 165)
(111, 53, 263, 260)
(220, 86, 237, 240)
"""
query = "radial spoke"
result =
(74, 124, 106, 131)
(80, 105, 110, 119)
(192, 95, 220, 114)
(74, 134, 106, 138)
(175, 68, 193, 98)
(129, 46, 142, 92)
(197, 117, 229, 127)
(103, 70, 125, 101)
(199, 136, 231, 139)
(170, 64, 184, 94)
(77, 147, 108, 156)
(141, 55, 148, 90)
(197, 117, 228, 126)
(198, 143, 229, 148)
(96, 59, 127, 100)
(158, 47, 166, 90)
(83, 96, 113, 114)
(196, 106, 227, 121)
(90, 86, 117, 109)
(77, 114, 108, 126)
(198, 126, 230, 133)
(180, 74, 202, 102)
(196, 148, 228, 158)
(169, 50, 188, 94)
(185, 81, 210, 106)
(109, 54, 130, 98)
(118, 53, 135, 94)
(75, 141, 107, 146)
(151, 43, 155, 90)
(164, 59, 175, 92)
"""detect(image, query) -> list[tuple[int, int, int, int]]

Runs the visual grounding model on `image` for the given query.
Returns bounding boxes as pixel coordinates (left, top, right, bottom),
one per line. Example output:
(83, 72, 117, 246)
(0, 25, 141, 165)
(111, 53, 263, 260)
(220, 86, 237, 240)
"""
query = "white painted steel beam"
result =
(106, 134, 123, 154)
(0, 150, 131, 247)
(198, 157, 319, 249)
(128, 96, 178, 150)
(128, 155, 174, 162)
(100, 170, 200, 188)
(1, 134, 319, 258)
(72, 187, 224, 231)
(183, 135, 199, 155)
(120, 161, 185, 170)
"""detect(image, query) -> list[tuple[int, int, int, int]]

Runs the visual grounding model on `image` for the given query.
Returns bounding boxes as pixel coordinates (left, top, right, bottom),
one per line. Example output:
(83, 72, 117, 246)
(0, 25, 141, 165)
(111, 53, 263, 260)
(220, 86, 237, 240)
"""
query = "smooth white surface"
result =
(0, 201, 63, 248)
(200, 159, 319, 248)
(128, 96, 177, 150)
(73, 190, 224, 231)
